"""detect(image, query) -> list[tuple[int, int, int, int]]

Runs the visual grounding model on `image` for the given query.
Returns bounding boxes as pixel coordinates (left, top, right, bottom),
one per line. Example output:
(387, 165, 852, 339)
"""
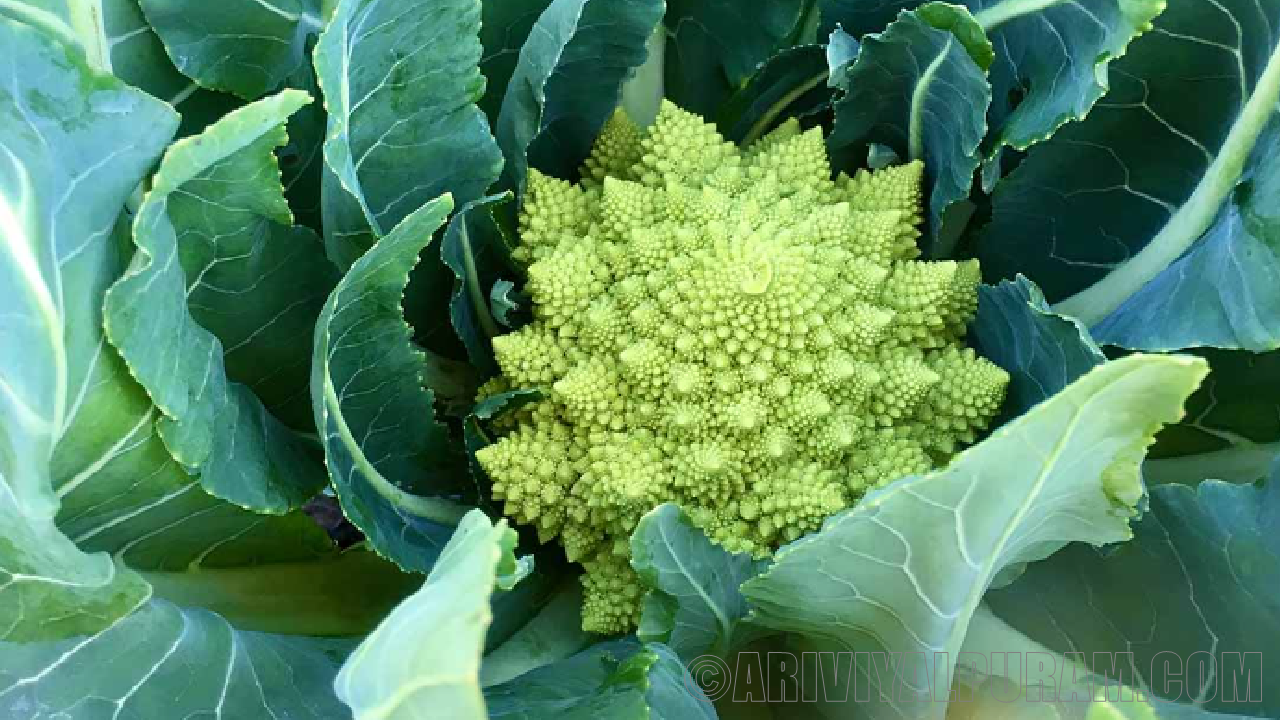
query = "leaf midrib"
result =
(1054, 37, 1280, 324)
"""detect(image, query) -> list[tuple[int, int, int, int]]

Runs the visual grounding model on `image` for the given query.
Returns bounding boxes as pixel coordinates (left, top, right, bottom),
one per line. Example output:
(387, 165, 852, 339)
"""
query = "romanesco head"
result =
(477, 101, 1010, 634)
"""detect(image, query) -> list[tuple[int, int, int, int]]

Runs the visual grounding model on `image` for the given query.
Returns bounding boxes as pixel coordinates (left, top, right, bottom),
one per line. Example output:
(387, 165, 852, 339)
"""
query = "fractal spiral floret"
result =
(476, 101, 1010, 634)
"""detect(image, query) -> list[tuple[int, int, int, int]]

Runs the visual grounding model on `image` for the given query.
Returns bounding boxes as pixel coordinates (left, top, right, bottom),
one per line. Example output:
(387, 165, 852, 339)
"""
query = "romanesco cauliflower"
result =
(476, 101, 1009, 634)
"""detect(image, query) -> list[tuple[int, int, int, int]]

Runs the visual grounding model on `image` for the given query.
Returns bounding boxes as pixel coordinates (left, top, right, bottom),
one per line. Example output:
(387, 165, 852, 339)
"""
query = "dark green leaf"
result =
(314, 0, 503, 267)
(480, 582, 592, 687)
(1092, 118, 1280, 352)
(663, 0, 816, 117)
(280, 49, 328, 232)
(138, 0, 322, 99)
(442, 192, 517, 376)
(104, 90, 329, 513)
(987, 477, 1280, 717)
(716, 44, 832, 145)
(826, 5, 992, 256)
(311, 194, 473, 572)
(1145, 348, 1280, 485)
(820, 0, 1164, 153)
(977, 0, 1280, 325)
(970, 276, 1105, 419)
(631, 504, 768, 662)
(479, 0, 555, 121)
(496, 0, 663, 195)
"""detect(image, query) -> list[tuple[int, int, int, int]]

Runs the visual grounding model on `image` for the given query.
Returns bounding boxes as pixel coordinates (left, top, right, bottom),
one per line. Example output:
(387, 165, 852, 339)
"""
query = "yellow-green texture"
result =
(475, 101, 1010, 634)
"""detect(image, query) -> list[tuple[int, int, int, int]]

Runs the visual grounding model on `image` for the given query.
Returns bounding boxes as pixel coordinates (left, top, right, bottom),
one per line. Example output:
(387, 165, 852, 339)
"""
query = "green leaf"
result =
(335, 509, 522, 720)
(138, 0, 322, 99)
(987, 476, 1280, 717)
(1145, 348, 1280, 485)
(0, 20, 414, 718)
(662, 0, 817, 118)
(1092, 117, 1280, 352)
(645, 643, 718, 720)
(975, 0, 1164, 152)
(102, 0, 197, 99)
(484, 640, 651, 719)
(0, 16, 176, 637)
(826, 6, 993, 257)
(280, 51, 328, 232)
(311, 194, 473, 572)
(741, 354, 1207, 719)
(104, 90, 330, 513)
(1, 0, 173, 92)
(442, 192, 516, 376)
(479, 582, 592, 687)
(100, 0, 251, 134)
(479, 0, 555, 121)
(951, 607, 1258, 720)
(825, 25, 860, 90)
(970, 276, 1105, 419)
(820, 0, 1164, 153)
(716, 43, 832, 145)
(495, 0, 664, 196)
(490, 279, 527, 328)
(483, 639, 716, 719)
(0, 499, 150, 643)
(463, 389, 544, 509)
(1, 531, 411, 717)
(630, 503, 768, 662)
(0, 0, 249, 136)
(1, 599, 355, 718)
(978, 0, 1280, 324)
(314, 0, 503, 268)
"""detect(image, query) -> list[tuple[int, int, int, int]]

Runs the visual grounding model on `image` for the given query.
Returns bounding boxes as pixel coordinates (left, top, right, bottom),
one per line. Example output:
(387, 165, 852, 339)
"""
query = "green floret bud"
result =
(475, 101, 1010, 635)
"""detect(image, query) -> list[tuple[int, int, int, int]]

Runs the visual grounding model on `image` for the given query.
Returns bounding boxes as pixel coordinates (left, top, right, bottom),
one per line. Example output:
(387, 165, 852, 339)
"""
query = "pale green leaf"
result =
(0, 20, 413, 719)
(742, 354, 1207, 719)
(335, 509, 520, 720)
(483, 639, 715, 720)
(0, 599, 354, 719)
(0, 15, 176, 636)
